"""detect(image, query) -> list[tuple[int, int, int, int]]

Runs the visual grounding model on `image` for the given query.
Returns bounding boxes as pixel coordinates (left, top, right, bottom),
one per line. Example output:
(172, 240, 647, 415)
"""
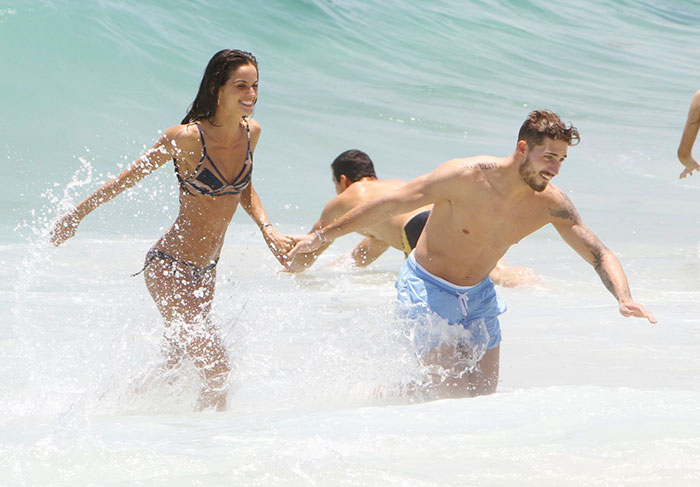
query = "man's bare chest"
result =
(450, 196, 550, 246)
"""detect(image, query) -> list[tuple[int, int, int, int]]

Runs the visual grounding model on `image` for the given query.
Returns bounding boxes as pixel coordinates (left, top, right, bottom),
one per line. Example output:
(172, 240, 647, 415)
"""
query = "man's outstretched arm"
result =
(287, 162, 457, 258)
(550, 191, 657, 324)
(285, 220, 334, 272)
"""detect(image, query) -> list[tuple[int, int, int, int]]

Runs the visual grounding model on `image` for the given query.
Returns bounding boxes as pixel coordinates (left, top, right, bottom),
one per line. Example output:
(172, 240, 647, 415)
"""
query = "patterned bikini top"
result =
(174, 119, 253, 197)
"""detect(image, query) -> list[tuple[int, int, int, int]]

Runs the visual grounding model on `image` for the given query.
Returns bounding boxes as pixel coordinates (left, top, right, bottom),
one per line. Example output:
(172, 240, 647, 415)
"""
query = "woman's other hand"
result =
(51, 210, 81, 246)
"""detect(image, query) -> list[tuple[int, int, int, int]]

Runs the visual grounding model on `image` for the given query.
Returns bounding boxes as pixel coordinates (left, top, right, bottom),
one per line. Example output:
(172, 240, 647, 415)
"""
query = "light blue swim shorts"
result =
(395, 253, 506, 350)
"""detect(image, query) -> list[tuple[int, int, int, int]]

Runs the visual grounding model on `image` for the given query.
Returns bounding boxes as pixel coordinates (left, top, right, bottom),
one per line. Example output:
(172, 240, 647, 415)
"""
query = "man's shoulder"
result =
(345, 178, 405, 198)
(426, 156, 502, 188)
(538, 184, 581, 223)
(321, 189, 359, 220)
(435, 156, 502, 176)
(539, 183, 570, 204)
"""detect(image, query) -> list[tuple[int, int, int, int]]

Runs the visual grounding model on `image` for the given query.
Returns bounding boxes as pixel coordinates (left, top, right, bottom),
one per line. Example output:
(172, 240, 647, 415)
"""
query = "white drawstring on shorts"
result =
(457, 291, 470, 316)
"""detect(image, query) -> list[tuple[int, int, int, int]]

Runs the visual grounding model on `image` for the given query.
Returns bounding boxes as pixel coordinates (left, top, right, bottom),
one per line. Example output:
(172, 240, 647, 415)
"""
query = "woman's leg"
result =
(144, 258, 230, 411)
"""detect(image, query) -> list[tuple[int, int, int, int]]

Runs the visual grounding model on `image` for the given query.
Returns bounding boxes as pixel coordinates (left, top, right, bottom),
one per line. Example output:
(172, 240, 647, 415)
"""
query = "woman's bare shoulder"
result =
(163, 123, 199, 141)
(246, 117, 261, 137)
(148, 123, 203, 166)
(161, 123, 203, 152)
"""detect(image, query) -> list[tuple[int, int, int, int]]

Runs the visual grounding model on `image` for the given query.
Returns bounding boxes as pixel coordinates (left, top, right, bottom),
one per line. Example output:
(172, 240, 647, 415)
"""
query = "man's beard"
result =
(519, 156, 548, 192)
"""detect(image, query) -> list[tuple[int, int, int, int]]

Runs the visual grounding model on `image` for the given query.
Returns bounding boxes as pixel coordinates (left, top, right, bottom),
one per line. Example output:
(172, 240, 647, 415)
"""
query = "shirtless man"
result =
(286, 149, 537, 287)
(288, 110, 657, 398)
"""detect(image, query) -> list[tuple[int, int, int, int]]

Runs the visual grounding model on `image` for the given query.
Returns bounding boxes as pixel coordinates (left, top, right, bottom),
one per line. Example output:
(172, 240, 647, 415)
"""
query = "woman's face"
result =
(218, 63, 258, 116)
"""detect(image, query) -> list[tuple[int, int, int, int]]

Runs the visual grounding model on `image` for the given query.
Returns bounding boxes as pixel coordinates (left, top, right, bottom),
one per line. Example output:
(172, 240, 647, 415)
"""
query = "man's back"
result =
(325, 177, 430, 251)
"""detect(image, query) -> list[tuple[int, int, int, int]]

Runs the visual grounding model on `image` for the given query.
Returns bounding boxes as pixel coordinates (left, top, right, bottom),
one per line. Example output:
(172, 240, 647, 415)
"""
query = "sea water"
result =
(2, 0, 700, 485)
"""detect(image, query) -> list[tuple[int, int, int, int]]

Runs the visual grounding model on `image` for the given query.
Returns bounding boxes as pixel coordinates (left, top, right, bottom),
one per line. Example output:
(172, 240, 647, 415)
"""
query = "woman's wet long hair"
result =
(181, 49, 258, 125)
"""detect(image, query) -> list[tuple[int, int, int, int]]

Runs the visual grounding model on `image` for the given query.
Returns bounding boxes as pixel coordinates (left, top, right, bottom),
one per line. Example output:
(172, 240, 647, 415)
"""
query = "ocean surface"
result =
(2, 0, 700, 485)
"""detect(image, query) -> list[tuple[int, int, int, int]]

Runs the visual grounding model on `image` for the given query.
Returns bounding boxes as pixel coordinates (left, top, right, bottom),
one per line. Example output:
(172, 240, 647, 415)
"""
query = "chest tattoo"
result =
(462, 161, 498, 171)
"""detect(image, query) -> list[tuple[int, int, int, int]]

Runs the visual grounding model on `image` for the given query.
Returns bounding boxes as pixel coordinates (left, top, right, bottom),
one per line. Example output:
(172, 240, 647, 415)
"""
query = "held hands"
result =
(51, 210, 81, 246)
(678, 154, 699, 179)
(618, 297, 657, 324)
(261, 225, 295, 268)
(285, 232, 323, 260)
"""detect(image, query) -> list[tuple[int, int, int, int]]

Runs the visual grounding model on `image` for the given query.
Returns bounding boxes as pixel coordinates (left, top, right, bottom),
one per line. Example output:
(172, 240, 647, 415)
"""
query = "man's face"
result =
(518, 138, 568, 192)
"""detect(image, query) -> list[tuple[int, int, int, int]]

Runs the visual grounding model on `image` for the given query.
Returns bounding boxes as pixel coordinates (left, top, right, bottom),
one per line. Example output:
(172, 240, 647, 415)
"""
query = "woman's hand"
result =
(261, 226, 295, 267)
(51, 210, 81, 246)
(678, 90, 700, 179)
(678, 153, 700, 179)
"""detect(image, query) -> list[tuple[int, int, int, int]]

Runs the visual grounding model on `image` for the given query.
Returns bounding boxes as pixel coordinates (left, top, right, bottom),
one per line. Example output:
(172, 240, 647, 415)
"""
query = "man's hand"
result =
(619, 298, 657, 324)
(286, 232, 323, 260)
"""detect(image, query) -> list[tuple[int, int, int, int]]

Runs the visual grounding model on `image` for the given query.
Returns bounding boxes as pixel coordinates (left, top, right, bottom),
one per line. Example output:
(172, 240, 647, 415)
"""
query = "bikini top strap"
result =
(243, 117, 251, 157)
(174, 122, 207, 184)
(194, 121, 208, 155)
(224, 118, 253, 184)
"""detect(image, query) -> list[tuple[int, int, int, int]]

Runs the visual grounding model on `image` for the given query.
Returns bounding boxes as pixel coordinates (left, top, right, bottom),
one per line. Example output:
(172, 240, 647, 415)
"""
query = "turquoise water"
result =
(4, 0, 699, 240)
(2, 1, 700, 485)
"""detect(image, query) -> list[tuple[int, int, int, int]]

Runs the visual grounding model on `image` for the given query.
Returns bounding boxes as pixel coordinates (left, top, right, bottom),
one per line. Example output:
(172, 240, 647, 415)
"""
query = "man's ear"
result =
(516, 139, 528, 155)
(339, 174, 351, 189)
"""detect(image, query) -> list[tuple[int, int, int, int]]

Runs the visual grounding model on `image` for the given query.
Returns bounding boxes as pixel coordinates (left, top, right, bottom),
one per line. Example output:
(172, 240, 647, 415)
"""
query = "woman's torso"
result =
(154, 119, 256, 265)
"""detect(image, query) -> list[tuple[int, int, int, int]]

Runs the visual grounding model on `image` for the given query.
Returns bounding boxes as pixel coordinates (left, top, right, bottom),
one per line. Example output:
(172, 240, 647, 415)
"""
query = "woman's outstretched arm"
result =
(51, 128, 179, 246)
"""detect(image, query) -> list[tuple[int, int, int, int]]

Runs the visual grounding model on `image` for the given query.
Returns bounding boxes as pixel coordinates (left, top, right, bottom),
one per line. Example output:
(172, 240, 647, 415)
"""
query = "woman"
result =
(51, 49, 292, 411)
(678, 89, 700, 179)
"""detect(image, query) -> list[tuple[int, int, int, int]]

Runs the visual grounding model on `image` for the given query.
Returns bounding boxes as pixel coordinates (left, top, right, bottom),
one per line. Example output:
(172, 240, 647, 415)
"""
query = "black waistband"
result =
(402, 209, 431, 251)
